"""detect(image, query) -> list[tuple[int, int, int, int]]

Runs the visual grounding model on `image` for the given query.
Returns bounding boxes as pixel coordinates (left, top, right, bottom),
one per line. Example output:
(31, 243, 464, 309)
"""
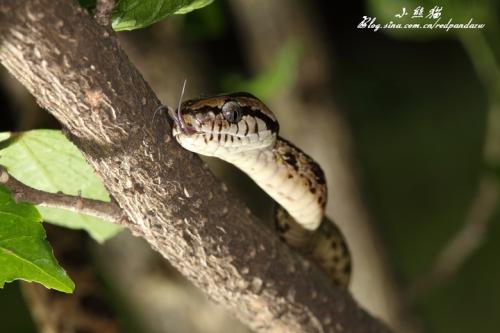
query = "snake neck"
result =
(225, 136, 327, 230)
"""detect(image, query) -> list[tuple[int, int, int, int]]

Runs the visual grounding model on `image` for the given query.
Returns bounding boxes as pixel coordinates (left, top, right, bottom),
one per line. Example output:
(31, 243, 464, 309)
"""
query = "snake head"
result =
(171, 92, 279, 157)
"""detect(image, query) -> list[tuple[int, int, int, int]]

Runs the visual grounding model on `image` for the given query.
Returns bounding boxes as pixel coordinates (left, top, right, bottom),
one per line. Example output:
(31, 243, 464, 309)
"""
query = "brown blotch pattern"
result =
(275, 207, 351, 288)
(274, 137, 327, 214)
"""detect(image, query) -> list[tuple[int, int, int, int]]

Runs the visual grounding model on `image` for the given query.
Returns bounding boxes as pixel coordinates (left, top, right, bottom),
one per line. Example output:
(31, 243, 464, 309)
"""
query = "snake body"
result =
(169, 92, 351, 287)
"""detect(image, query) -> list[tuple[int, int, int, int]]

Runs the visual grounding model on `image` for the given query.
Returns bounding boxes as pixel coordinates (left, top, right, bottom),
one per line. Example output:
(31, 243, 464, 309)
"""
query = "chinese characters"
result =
(357, 5, 485, 32)
(395, 5, 442, 19)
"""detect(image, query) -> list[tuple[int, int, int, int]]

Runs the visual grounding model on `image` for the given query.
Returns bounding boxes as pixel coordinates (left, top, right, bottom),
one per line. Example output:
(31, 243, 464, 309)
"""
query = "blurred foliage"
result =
(340, 1, 500, 332)
(221, 39, 301, 99)
(338, 36, 487, 279)
(341, 35, 497, 331)
(183, 0, 226, 39)
(420, 207, 500, 333)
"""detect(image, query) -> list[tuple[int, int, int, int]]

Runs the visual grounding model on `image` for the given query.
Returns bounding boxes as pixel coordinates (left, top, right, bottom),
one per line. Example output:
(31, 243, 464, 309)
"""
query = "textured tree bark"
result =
(0, 1, 391, 332)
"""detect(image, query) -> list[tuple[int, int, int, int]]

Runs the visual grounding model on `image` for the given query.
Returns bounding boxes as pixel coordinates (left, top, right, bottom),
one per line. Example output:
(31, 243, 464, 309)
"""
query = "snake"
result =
(167, 92, 351, 287)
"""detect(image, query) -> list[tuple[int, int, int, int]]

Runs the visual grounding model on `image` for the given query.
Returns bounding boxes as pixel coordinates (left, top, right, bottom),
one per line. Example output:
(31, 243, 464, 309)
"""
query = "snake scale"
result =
(168, 92, 351, 287)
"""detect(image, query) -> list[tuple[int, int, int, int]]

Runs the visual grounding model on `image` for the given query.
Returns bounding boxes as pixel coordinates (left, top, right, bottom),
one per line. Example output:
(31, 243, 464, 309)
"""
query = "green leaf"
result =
(112, 0, 214, 31)
(0, 132, 11, 143)
(0, 187, 74, 292)
(0, 130, 122, 243)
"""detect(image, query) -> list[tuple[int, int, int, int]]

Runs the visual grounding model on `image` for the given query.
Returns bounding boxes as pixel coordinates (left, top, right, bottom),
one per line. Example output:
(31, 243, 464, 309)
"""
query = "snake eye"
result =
(222, 101, 243, 123)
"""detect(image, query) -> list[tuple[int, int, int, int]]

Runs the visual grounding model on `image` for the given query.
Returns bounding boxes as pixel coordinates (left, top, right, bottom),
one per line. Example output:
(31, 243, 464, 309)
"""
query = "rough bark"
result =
(0, 1, 391, 332)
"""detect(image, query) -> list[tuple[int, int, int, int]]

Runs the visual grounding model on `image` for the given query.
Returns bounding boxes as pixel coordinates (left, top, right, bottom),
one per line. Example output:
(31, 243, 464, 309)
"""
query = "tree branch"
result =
(0, 1, 391, 332)
(0, 166, 124, 223)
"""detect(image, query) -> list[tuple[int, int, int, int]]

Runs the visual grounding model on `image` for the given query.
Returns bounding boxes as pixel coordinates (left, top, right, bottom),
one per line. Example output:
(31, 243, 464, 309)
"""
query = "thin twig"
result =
(0, 166, 125, 224)
(409, 174, 498, 298)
